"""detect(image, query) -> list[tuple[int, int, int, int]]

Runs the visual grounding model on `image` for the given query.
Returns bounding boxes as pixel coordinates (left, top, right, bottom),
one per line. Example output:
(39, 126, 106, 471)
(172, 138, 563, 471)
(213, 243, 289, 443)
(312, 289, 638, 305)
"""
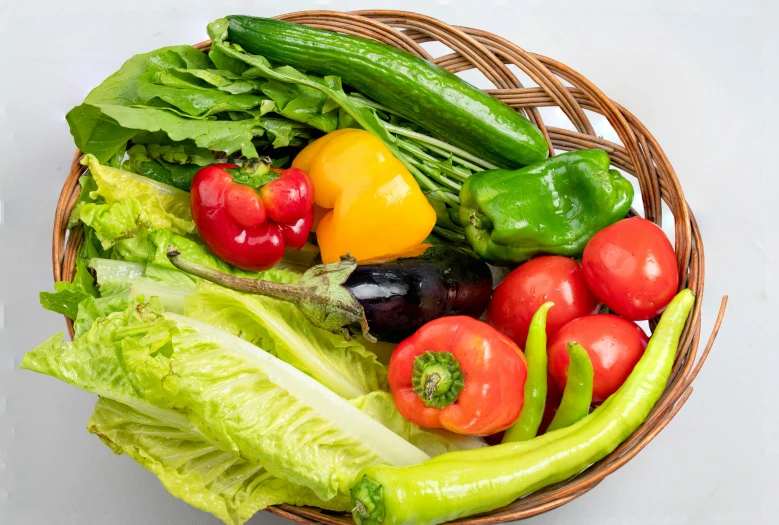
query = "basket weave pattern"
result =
(52, 10, 726, 525)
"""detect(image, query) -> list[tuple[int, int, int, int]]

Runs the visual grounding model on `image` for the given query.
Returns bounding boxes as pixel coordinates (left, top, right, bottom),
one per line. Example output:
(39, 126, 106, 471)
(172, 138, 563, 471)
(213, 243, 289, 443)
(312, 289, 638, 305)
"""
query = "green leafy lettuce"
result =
(21, 301, 429, 501)
(122, 143, 216, 191)
(39, 281, 92, 320)
(89, 258, 146, 297)
(66, 44, 316, 163)
(88, 397, 348, 525)
(82, 154, 194, 237)
(180, 281, 387, 399)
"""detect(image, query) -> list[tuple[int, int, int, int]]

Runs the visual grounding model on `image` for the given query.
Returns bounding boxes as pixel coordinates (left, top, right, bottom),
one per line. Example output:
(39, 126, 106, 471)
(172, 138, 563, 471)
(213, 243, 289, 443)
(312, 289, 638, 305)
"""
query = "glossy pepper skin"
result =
(388, 316, 528, 436)
(502, 302, 553, 443)
(191, 163, 314, 271)
(459, 149, 634, 266)
(351, 290, 694, 525)
(292, 128, 436, 263)
(546, 342, 594, 432)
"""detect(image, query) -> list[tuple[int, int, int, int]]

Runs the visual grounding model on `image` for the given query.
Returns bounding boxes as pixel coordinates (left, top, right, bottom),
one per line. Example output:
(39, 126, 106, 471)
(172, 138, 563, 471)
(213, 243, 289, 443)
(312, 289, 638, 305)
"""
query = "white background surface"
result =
(1, 0, 777, 523)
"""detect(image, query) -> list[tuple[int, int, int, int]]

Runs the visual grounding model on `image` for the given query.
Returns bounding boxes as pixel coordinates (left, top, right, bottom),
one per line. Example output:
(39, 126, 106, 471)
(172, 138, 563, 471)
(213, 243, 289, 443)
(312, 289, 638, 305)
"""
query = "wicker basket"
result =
(52, 9, 727, 525)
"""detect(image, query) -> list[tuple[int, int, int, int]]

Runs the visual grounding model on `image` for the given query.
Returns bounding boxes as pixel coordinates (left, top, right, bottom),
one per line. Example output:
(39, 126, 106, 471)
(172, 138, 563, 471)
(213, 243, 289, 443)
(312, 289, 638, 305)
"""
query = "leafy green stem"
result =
(432, 226, 466, 243)
(383, 123, 500, 171)
(214, 42, 458, 205)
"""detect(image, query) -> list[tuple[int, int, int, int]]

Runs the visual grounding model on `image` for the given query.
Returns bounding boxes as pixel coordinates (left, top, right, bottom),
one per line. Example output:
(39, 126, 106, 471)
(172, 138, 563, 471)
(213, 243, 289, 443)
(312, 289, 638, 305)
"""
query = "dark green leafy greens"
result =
(66, 46, 315, 163)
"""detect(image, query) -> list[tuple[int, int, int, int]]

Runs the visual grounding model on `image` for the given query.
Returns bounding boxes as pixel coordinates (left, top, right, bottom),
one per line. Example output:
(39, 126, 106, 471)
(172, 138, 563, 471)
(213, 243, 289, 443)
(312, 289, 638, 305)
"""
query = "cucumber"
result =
(226, 16, 549, 168)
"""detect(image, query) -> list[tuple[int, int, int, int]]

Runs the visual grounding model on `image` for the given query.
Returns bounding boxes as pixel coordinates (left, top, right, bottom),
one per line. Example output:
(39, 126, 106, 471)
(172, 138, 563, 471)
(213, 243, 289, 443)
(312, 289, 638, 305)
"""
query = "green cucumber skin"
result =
(226, 16, 549, 168)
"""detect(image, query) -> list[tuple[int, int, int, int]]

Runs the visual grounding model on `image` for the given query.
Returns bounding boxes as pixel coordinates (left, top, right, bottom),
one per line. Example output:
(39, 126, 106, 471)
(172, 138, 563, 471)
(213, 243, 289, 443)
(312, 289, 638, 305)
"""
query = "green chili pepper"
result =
(351, 289, 695, 525)
(502, 302, 553, 443)
(547, 342, 594, 432)
(458, 150, 634, 266)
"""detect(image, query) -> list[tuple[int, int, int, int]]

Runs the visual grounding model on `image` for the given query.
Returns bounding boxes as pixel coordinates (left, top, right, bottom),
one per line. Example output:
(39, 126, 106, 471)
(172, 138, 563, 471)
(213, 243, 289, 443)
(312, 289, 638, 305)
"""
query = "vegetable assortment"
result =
(350, 290, 694, 525)
(23, 14, 700, 525)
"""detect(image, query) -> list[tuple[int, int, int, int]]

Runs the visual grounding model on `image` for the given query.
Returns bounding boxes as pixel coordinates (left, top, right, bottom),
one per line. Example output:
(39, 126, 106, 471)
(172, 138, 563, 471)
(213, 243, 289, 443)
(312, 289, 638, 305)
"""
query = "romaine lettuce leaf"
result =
(114, 227, 153, 263)
(21, 301, 429, 501)
(88, 397, 348, 525)
(67, 175, 100, 228)
(40, 228, 110, 319)
(79, 198, 145, 249)
(73, 293, 133, 338)
(156, 314, 429, 498)
(181, 281, 387, 399)
(39, 281, 92, 320)
(131, 277, 191, 314)
(89, 258, 146, 297)
(83, 154, 194, 236)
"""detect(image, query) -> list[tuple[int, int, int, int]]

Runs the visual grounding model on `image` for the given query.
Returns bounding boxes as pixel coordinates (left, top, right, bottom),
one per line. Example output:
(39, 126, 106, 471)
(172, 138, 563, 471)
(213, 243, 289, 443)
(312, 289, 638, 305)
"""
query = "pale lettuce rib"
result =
(165, 314, 430, 480)
(182, 281, 387, 399)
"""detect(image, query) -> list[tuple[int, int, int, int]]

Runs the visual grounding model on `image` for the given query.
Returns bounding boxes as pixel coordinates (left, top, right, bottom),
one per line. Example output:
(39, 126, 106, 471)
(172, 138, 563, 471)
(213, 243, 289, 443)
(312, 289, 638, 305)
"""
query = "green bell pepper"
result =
(459, 149, 634, 266)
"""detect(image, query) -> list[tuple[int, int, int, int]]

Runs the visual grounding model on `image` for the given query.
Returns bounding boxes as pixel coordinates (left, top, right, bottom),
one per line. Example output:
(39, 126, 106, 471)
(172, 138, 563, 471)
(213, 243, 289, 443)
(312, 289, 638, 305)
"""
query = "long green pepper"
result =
(547, 342, 594, 432)
(502, 302, 553, 443)
(351, 289, 695, 525)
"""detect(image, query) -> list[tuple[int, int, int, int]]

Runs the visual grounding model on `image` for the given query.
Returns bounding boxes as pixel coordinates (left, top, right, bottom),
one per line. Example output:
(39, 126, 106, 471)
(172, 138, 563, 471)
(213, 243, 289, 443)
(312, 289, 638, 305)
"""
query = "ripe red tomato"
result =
(582, 217, 679, 320)
(487, 256, 601, 348)
(548, 314, 648, 404)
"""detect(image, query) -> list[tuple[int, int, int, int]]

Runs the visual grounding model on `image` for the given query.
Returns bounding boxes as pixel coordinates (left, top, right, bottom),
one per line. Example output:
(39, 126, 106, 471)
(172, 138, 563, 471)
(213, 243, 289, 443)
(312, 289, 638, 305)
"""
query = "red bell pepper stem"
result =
(411, 351, 464, 409)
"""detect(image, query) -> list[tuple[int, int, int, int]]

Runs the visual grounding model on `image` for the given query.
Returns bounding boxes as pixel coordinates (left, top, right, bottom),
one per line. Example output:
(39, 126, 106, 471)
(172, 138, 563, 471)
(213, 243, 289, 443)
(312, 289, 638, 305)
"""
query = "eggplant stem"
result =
(167, 246, 307, 304)
(166, 245, 376, 343)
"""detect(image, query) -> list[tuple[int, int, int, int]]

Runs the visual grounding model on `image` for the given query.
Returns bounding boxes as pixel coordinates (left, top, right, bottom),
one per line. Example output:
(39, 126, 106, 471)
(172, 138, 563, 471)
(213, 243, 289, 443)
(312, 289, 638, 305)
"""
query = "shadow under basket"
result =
(51, 9, 727, 525)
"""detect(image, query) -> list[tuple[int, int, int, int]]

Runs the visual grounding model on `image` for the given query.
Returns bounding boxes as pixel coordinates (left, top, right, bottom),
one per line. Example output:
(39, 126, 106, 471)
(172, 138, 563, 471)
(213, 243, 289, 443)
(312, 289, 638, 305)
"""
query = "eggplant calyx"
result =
(294, 254, 376, 342)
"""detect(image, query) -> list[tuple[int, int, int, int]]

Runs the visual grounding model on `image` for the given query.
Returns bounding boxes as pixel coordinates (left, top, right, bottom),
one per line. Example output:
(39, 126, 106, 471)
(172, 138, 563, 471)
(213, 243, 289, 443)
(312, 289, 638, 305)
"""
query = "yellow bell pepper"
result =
(292, 129, 436, 263)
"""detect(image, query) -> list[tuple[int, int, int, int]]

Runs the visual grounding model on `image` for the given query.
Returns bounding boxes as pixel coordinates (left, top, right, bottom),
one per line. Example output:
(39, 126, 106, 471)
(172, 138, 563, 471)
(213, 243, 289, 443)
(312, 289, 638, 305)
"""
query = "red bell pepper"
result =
(388, 316, 528, 436)
(191, 160, 315, 271)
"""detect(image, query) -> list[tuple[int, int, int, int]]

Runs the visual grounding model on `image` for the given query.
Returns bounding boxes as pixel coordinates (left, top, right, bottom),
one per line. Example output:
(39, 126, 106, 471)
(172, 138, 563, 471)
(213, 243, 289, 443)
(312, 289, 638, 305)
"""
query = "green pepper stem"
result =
(351, 475, 386, 525)
(411, 351, 465, 408)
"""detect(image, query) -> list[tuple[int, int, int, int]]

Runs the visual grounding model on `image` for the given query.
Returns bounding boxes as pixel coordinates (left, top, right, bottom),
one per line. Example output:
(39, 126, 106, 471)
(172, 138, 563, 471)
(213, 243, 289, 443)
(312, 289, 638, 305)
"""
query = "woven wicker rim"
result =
(51, 10, 727, 525)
